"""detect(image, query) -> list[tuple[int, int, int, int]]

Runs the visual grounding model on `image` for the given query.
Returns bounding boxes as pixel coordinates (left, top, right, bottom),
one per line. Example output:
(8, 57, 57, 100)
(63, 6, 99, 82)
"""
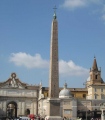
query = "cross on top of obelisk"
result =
(53, 6, 57, 13)
(53, 6, 57, 19)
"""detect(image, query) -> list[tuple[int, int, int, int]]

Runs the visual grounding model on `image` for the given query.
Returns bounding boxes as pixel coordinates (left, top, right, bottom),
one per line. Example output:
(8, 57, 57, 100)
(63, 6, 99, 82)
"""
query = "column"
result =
(18, 102, 22, 115)
(22, 102, 25, 115)
(3, 101, 6, 115)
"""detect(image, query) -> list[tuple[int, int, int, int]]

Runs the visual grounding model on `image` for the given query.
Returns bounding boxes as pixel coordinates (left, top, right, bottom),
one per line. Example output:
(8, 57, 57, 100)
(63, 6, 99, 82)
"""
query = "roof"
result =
(42, 87, 87, 92)
(0, 73, 39, 90)
(92, 57, 98, 71)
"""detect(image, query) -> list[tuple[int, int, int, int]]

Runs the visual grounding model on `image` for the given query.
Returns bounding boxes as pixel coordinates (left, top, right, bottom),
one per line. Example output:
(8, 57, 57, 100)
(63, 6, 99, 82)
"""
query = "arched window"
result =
(95, 75, 97, 79)
(94, 94, 97, 99)
(25, 109, 30, 115)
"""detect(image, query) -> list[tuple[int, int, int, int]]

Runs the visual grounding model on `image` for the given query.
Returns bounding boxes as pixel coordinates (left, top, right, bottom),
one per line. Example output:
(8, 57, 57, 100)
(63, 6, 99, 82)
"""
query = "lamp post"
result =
(100, 103, 105, 120)
(85, 101, 87, 120)
(83, 81, 88, 120)
(101, 109, 104, 120)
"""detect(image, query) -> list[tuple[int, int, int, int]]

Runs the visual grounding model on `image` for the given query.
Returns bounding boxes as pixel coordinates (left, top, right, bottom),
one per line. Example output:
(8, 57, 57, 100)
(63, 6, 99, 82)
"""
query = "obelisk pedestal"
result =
(45, 98, 62, 120)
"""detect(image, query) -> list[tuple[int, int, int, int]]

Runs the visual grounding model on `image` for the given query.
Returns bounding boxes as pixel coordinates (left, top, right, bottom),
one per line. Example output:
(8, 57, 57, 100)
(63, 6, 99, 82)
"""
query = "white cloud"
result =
(60, 0, 103, 10)
(90, 0, 103, 4)
(59, 60, 89, 76)
(102, 14, 105, 20)
(60, 0, 87, 10)
(102, 5, 105, 21)
(103, 5, 105, 12)
(61, 0, 105, 23)
(9, 52, 49, 69)
(9, 52, 89, 77)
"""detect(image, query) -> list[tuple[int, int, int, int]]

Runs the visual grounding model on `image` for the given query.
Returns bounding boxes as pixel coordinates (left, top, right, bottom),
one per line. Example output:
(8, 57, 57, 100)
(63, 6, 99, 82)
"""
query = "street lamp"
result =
(83, 81, 88, 120)
(100, 102, 105, 120)
(85, 102, 87, 120)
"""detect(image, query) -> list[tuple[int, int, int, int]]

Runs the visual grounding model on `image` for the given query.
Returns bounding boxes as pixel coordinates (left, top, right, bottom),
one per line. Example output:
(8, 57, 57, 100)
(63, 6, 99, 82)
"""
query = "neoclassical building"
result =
(0, 73, 39, 117)
(0, 11, 105, 119)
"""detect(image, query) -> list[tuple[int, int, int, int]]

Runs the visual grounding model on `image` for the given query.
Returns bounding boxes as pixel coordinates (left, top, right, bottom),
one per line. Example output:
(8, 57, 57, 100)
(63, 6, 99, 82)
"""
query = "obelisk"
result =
(45, 7, 62, 120)
(49, 7, 59, 98)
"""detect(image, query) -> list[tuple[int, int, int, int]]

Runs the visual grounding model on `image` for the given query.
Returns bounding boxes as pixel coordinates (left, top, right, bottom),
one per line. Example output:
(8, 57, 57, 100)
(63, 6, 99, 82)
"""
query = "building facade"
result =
(0, 73, 39, 117)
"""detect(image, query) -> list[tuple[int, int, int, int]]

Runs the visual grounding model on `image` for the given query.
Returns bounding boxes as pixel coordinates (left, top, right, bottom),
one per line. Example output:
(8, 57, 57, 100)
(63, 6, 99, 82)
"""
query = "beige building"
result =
(0, 73, 39, 117)
(0, 57, 104, 119)
(87, 57, 105, 100)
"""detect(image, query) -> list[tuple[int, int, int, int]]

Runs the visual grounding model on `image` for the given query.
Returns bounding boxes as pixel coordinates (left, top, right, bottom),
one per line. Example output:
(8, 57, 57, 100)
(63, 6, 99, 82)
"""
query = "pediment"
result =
(0, 73, 27, 89)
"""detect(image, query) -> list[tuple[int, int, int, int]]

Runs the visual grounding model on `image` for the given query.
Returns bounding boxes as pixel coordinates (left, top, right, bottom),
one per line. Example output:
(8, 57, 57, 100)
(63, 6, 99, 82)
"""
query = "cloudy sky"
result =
(0, 0, 105, 88)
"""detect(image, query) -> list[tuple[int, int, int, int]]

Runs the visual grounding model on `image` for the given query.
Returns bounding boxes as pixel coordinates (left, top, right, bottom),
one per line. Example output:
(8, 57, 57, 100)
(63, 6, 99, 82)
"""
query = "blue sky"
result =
(0, 0, 105, 88)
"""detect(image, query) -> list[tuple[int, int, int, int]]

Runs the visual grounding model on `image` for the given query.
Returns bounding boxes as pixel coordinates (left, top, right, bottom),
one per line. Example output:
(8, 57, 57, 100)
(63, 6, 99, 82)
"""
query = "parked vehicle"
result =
(34, 115, 39, 119)
(19, 116, 30, 120)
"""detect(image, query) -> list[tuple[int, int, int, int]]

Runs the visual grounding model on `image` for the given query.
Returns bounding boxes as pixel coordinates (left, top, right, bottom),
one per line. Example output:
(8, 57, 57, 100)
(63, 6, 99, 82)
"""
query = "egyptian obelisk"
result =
(45, 7, 62, 120)
(49, 7, 59, 98)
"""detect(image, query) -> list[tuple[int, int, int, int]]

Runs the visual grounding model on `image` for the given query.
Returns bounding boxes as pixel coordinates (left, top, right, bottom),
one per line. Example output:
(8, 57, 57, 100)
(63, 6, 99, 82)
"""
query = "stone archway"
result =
(25, 109, 30, 115)
(7, 101, 17, 118)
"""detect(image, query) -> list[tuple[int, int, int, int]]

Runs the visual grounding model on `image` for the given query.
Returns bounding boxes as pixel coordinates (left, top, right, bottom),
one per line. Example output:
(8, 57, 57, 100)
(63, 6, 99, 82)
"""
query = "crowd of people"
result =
(91, 118, 101, 120)
(62, 117, 102, 120)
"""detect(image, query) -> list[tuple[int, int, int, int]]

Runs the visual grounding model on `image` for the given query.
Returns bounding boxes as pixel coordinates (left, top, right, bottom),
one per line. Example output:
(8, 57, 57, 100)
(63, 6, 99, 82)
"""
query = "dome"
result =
(59, 83, 72, 98)
(59, 89, 71, 98)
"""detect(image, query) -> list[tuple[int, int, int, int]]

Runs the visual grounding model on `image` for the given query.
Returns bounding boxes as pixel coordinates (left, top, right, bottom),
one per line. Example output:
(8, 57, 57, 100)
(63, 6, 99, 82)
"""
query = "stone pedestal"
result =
(45, 98, 62, 120)
(45, 116, 62, 120)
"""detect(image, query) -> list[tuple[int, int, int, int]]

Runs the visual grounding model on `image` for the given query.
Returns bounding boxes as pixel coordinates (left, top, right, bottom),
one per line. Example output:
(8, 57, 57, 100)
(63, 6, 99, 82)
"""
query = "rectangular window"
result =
(94, 88, 97, 92)
(63, 101, 70, 105)
(101, 94, 103, 99)
(101, 88, 103, 92)
(64, 109, 71, 114)
(83, 94, 86, 98)
(94, 94, 97, 99)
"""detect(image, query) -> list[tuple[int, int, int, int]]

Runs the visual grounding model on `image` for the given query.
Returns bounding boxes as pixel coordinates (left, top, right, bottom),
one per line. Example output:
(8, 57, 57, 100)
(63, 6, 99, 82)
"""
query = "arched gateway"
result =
(0, 73, 38, 117)
(7, 101, 17, 118)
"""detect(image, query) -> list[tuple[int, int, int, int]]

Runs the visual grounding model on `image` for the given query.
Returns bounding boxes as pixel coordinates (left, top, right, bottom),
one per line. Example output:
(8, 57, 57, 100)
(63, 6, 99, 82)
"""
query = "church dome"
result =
(59, 83, 72, 98)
